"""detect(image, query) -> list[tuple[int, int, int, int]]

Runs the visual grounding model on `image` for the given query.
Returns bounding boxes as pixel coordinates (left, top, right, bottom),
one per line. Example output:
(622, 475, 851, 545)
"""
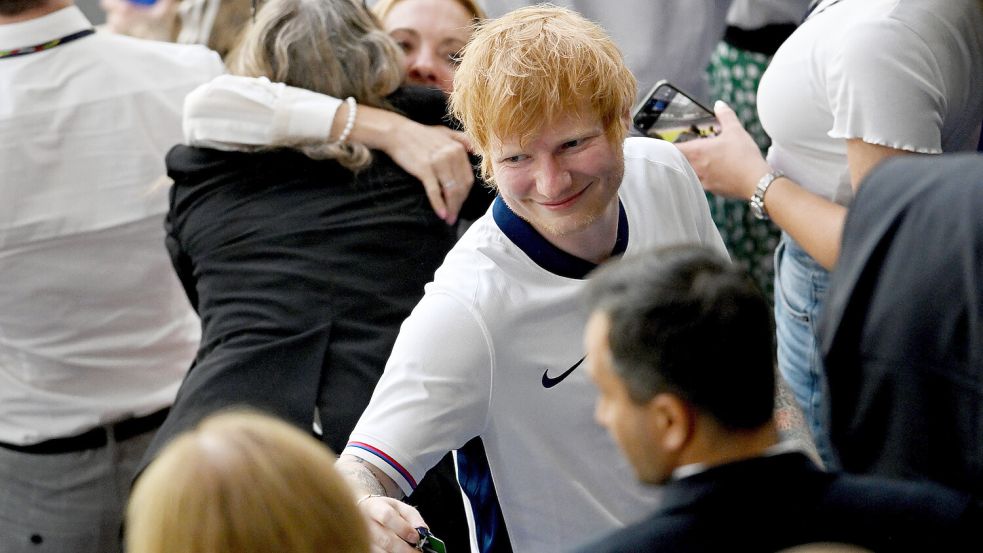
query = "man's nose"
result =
(535, 157, 573, 198)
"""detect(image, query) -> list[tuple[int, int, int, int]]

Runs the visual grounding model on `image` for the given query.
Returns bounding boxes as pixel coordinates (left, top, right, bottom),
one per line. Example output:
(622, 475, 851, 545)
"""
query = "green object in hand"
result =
(415, 527, 447, 553)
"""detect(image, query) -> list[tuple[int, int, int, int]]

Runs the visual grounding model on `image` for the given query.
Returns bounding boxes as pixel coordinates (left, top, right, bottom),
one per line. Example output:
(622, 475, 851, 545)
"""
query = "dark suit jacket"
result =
(574, 452, 981, 552)
(819, 154, 983, 495)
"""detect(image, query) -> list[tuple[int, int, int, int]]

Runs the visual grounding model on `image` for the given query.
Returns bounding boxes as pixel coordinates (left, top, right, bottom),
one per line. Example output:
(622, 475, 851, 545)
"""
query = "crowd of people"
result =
(2, 0, 982, 552)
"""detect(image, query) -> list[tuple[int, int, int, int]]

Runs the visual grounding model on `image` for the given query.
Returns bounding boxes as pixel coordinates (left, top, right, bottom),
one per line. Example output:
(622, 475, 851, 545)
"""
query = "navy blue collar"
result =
(492, 196, 629, 279)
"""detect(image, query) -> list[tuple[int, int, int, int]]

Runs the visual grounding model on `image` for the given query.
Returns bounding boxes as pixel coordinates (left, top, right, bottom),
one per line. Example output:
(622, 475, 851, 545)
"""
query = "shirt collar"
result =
(0, 6, 91, 52)
(492, 195, 629, 280)
(670, 440, 802, 481)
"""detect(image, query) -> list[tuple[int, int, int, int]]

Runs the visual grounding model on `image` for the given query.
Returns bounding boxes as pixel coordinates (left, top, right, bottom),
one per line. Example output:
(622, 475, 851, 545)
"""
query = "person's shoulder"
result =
(166, 144, 309, 186)
(385, 86, 452, 127)
(96, 32, 224, 79)
(429, 217, 525, 311)
(623, 137, 691, 174)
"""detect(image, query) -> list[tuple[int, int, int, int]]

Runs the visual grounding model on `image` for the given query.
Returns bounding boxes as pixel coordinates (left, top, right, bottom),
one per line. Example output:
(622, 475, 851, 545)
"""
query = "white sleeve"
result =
(826, 19, 945, 153)
(343, 291, 493, 496)
(182, 75, 343, 150)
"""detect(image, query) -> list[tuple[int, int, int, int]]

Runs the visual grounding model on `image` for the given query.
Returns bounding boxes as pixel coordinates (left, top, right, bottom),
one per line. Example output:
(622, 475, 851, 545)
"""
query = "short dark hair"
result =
(0, 0, 47, 16)
(586, 246, 775, 430)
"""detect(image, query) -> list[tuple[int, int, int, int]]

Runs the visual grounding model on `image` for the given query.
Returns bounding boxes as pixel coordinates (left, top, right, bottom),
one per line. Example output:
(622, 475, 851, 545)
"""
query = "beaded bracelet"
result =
(337, 96, 357, 144)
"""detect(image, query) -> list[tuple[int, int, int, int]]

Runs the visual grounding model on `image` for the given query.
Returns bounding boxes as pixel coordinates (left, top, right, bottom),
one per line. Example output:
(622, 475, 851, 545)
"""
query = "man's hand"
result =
(348, 106, 476, 225)
(337, 454, 430, 552)
(359, 496, 429, 553)
(675, 100, 772, 200)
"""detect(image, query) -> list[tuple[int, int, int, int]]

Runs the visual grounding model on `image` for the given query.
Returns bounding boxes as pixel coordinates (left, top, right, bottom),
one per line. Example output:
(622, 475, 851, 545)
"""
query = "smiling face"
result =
(489, 110, 625, 259)
(383, 0, 474, 93)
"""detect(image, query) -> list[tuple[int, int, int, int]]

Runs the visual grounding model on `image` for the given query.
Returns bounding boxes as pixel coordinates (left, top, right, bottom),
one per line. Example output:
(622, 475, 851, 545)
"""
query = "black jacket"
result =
(145, 87, 460, 457)
(819, 153, 983, 495)
(574, 452, 981, 552)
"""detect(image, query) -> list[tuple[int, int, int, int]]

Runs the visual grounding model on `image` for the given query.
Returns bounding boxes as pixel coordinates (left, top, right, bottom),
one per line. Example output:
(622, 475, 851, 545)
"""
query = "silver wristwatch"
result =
(749, 170, 784, 220)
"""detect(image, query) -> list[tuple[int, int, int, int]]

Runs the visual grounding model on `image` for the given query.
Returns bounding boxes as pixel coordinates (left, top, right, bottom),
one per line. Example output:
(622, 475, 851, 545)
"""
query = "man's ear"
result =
(650, 393, 693, 453)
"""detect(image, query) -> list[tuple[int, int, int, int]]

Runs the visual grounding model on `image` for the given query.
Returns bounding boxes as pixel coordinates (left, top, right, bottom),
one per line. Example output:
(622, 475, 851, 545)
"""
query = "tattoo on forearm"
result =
(340, 456, 387, 497)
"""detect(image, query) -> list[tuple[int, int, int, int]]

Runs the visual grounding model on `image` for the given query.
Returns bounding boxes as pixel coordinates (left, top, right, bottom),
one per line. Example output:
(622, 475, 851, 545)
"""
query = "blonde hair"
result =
(227, 0, 403, 169)
(372, 0, 487, 21)
(449, 4, 636, 183)
(126, 411, 370, 553)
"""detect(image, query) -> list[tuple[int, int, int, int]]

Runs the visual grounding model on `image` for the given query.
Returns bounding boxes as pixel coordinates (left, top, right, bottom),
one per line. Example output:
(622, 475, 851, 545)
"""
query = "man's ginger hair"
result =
(449, 4, 637, 184)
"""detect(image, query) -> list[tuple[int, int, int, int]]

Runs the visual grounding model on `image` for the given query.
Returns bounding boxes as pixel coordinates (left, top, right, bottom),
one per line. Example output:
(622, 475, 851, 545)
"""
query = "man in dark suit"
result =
(575, 247, 981, 553)
(820, 153, 983, 496)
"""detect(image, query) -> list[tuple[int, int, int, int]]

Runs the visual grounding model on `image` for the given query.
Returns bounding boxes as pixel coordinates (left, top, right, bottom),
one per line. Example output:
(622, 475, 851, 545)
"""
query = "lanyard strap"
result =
(0, 28, 95, 60)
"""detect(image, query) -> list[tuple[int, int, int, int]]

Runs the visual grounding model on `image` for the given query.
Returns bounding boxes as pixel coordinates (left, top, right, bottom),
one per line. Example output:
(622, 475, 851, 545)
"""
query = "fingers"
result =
(712, 100, 742, 130)
(361, 497, 425, 553)
(420, 172, 450, 223)
(429, 128, 475, 225)
(391, 499, 428, 530)
(441, 128, 474, 152)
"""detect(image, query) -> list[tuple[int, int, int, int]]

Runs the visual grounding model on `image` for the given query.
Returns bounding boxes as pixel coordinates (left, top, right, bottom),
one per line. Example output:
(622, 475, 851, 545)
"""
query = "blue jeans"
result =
(774, 235, 837, 468)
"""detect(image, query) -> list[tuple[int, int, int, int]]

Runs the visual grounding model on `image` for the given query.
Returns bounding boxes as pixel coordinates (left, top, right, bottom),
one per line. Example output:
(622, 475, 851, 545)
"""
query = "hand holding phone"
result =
(632, 80, 720, 144)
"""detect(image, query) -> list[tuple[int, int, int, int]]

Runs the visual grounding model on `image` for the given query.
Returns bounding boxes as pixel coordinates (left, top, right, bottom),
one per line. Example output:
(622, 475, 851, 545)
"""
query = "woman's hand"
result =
(385, 121, 475, 226)
(675, 100, 772, 200)
(347, 105, 476, 225)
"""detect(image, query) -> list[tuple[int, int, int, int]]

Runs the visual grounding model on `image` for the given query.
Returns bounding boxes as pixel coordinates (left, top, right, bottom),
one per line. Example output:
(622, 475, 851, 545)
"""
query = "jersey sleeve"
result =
(343, 291, 493, 496)
(182, 75, 342, 150)
(825, 18, 945, 153)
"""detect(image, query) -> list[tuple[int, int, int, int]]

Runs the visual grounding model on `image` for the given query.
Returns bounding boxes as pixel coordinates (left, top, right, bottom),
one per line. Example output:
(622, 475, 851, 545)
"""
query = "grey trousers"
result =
(0, 428, 155, 553)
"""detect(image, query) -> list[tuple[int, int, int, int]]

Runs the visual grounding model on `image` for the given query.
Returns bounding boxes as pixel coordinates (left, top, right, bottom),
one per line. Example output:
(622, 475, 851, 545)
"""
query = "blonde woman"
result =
(372, 0, 484, 93)
(127, 411, 369, 553)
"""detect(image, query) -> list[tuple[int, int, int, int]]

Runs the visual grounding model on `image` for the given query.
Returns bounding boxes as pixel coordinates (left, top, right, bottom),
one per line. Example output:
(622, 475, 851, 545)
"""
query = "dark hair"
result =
(0, 0, 46, 16)
(586, 246, 775, 430)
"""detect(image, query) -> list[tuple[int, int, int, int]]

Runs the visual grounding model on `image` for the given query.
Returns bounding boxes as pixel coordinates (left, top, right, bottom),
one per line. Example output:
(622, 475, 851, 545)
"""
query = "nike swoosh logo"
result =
(542, 355, 587, 388)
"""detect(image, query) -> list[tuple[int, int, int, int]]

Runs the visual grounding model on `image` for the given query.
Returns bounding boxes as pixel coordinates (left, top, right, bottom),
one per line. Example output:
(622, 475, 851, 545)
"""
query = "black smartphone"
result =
(632, 80, 720, 143)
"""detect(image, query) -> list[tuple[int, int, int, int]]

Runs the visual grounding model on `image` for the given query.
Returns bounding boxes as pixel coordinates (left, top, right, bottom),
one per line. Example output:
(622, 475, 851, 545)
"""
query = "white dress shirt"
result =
(0, 6, 224, 444)
(183, 74, 342, 150)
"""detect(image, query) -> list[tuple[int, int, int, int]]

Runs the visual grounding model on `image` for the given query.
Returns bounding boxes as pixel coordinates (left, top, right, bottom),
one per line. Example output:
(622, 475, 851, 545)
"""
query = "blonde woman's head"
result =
(126, 411, 369, 553)
(372, 0, 485, 93)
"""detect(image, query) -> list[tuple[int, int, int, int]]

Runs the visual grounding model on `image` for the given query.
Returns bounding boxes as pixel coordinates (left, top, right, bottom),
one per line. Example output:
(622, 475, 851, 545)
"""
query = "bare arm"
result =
(184, 75, 475, 224)
(677, 102, 912, 270)
(336, 454, 403, 499)
(336, 454, 426, 552)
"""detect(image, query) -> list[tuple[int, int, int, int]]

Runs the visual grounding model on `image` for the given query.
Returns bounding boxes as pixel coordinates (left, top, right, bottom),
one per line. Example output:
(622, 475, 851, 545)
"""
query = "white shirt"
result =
(0, 7, 224, 444)
(344, 138, 727, 553)
(757, 0, 983, 205)
(183, 74, 342, 150)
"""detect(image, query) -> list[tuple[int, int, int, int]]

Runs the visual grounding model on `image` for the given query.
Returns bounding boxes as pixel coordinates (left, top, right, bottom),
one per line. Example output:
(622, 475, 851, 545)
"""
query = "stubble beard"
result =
(538, 159, 625, 238)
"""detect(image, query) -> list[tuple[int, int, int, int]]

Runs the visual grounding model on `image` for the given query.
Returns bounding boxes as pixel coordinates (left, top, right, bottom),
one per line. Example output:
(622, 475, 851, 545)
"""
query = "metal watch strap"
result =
(749, 170, 784, 220)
